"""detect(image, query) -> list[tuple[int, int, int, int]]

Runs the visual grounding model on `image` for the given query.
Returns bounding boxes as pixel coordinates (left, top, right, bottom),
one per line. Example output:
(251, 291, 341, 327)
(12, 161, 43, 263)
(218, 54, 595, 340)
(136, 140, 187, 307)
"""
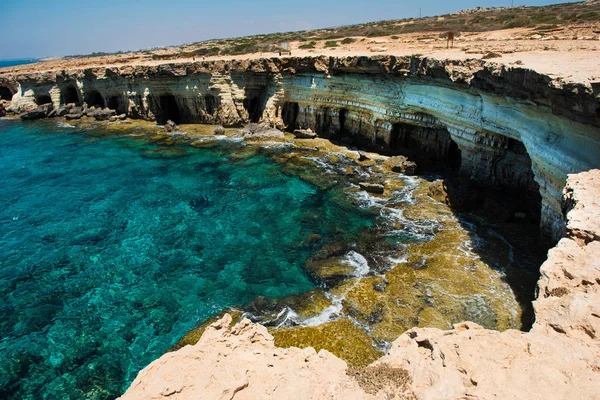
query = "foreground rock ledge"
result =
(120, 170, 600, 400)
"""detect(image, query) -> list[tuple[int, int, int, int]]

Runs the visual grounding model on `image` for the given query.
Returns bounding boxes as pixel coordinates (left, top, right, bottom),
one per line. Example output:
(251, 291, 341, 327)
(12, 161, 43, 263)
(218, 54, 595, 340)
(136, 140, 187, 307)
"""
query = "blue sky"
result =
(1, 0, 573, 59)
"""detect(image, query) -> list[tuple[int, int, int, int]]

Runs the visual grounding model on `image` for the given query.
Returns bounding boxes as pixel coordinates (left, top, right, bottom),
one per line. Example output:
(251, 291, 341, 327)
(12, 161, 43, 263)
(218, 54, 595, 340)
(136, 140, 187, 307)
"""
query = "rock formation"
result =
(1, 56, 598, 241)
(119, 169, 600, 400)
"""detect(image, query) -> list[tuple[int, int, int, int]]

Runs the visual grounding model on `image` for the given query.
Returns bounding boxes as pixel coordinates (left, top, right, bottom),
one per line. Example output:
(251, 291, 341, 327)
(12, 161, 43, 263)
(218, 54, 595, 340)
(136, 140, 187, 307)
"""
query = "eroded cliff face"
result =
(119, 169, 600, 400)
(1, 56, 599, 240)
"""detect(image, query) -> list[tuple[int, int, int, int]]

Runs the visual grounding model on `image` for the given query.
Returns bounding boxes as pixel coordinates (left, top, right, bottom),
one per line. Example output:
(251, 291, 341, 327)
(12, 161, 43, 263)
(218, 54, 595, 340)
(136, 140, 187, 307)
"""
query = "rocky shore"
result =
(1, 55, 599, 399)
(2, 56, 599, 242)
(120, 169, 600, 399)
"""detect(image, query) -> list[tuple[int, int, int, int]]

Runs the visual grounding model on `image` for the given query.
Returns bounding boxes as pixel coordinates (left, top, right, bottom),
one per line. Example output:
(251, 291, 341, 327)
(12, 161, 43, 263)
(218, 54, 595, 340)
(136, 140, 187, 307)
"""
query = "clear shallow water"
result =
(0, 120, 373, 399)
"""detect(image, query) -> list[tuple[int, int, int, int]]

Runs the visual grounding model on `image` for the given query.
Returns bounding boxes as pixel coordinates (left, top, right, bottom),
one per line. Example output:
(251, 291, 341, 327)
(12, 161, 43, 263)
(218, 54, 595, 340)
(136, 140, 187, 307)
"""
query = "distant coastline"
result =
(0, 58, 39, 69)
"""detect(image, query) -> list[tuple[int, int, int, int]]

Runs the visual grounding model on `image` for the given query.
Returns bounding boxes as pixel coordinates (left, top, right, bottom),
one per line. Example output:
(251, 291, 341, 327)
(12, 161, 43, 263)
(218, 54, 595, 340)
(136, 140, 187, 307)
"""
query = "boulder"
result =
(0, 104, 5, 117)
(56, 106, 70, 117)
(239, 123, 284, 141)
(20, 104, 53, 120)
(382, 155, 417, 175)
(359, 182, 385, 194)
(213, 125, 226, 135)
(293, 129, 317, 139)
(165, 119, 178, 132)
(109, 114, 127, 122)
(64, 112, 83, 120)
(93, 108, 117, 121)
(427, 179, 449, 203)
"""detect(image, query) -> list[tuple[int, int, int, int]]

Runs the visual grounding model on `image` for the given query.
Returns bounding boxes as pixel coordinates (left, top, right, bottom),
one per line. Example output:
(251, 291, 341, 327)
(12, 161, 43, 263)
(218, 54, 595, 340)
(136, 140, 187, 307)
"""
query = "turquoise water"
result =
(0, 120, 373, 399)
(0, 59, 39, 69)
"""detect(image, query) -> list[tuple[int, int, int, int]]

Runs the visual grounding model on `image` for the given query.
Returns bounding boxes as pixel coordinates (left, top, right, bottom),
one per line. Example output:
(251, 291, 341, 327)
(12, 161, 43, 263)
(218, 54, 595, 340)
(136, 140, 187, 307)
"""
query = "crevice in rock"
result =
(61, 85, 80, 105)
(0, 86, 13, 101)
(84, 90, 104, 108)
(339, 108, 349, 136)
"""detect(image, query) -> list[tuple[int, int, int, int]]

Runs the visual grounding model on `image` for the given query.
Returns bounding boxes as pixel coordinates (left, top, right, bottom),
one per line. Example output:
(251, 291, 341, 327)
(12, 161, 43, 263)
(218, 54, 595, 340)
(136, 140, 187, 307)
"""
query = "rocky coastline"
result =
(1, 55, 599, 399)
(2, 56, 599, 242)
(121, 168, 600, 399)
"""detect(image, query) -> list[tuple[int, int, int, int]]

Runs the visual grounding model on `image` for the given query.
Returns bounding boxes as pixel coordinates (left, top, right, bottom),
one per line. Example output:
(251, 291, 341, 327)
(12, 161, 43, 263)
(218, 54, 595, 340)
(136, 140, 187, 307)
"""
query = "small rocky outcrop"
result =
(359, 182, 385, 194)
(93, 108, 117, 121)
(165, 120, 178, 132)
(382, 156, 417, 175)
(293, 128, 317, 139)
(239, 123, 285, 141)
(19, 104, 53, 120)
(213, 125, 225, 135)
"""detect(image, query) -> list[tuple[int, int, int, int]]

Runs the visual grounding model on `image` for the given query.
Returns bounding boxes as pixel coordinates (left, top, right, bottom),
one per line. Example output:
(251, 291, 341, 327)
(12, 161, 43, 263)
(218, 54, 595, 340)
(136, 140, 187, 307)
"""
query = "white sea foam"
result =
(57, 122, 75, 128)
(342, 250, 370, 277)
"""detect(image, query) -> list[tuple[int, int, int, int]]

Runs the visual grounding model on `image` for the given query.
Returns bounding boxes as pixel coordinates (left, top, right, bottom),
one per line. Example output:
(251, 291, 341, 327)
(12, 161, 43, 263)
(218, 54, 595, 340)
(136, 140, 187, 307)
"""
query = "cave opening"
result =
(61, 85, 80, 105)
(152, 94, 181, 124)
(390, 122, 460, 170)
(243, 87, 268, 123)
(85, 91, 104, 108)
(35, 94, 52, 105)
(106, 96, 122, 113)
(204, 94, 217, 115)
(281, 102, 300, 131)
(0, 86, 13, 101)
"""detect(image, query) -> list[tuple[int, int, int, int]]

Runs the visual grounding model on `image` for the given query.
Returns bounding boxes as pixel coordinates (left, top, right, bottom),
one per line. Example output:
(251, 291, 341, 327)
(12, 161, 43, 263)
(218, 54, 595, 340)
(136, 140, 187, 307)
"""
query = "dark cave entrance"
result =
(106, 96, 124, 114)
(204, 94, 217, 115)
(85, 91, 104, 108)
(338, 108, 349, 136)
(35, 94, 52, 105)
(281, 102, 300, 131)
(153, 94, 181, 124)
(0, 86, 13, 101)
(390, 122, 460, 170)
(243, 87, 268, 123)
(315, 107, 334, 137)
(61, 85, 80, 105)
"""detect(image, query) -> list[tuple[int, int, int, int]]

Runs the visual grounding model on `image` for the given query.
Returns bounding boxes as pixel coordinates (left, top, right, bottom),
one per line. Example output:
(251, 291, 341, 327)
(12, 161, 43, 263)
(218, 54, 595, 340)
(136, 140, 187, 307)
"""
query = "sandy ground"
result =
(2, 25, 599, 85)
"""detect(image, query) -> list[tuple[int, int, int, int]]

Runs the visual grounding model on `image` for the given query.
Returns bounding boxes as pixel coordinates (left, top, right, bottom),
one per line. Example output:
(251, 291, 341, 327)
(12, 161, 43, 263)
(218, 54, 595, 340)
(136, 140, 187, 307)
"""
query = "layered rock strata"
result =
(119, 169, 600, 400)
(1, 56, 598, 240)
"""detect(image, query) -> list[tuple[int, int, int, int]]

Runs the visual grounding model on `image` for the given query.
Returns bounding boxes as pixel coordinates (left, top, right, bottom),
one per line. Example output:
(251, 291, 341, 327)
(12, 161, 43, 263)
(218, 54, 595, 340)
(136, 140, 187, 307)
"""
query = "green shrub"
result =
(324, 40, 339, 48)
(341, 38, 356, 44)
(390, 35, 399, 40)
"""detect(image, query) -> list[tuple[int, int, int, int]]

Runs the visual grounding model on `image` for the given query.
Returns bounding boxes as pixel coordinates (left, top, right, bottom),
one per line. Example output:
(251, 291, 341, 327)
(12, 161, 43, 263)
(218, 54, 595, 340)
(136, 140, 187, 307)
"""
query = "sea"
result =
(0, 119, 373, 398)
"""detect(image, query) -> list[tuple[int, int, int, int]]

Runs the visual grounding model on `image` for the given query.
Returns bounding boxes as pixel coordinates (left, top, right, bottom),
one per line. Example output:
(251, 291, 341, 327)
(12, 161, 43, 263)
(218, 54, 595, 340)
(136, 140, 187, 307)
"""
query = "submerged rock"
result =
(359, 182, 385, 194)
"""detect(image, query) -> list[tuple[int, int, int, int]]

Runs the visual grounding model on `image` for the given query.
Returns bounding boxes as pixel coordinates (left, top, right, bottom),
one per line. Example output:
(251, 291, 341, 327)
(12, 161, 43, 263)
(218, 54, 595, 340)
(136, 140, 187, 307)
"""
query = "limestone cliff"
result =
(1, 56, 598, 241)
(119, 169, 600, 400)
